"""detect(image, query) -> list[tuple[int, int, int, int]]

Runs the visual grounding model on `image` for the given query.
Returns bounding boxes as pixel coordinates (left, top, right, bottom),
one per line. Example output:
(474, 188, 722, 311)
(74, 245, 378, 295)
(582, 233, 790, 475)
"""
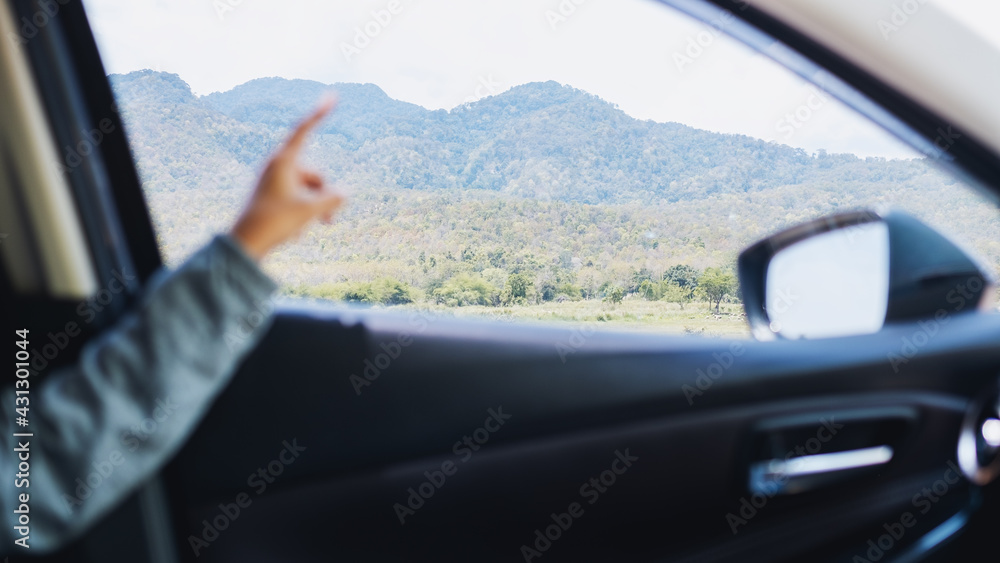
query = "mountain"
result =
(107, 71, 1000, 297)
(110, 71, 937, 203)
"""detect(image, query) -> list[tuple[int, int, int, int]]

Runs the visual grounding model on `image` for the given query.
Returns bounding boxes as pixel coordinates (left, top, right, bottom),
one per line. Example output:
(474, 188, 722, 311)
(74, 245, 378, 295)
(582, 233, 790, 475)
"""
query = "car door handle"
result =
(749, 445, 894, 496)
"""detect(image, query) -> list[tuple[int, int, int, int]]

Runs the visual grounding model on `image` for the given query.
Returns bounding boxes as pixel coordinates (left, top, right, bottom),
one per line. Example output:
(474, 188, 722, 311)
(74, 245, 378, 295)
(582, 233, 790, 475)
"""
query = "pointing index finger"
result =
(283, 95, 337, 156)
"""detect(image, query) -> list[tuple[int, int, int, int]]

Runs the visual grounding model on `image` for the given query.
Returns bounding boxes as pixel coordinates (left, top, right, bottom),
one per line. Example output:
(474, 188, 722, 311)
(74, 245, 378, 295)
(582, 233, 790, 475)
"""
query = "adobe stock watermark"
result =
(213, 0, 247, 22)
(671, 1, 748, 72)
(851, 460, 964, 562)
(545, 0, 588, 31)
(223, 296, 277, 353)
(763, 284, 801, 334)
(5, 0, 71, 50)
(340, 0, 411, 64)
(27, 268, 137, 377)
(555, 322, 598, 364)
(53, 106, 121, 176)
(60, 396, 181, 513)
(681, 342, 746, 405)
(393, 406, 512, 524)
(877, 0, 928, 41)
(463, 75, 503, 105)
(212, 158, 252, 190)
(75, 267, 135, 323)
(519, 449, 639, 562)
(887, 275, 983, 373)
(922, 126, 962, 159)
(188, 439, 307, 557)
(775, 86, 829, 140)
(726, 417, 844, 534)
(350, 308, 438, 395)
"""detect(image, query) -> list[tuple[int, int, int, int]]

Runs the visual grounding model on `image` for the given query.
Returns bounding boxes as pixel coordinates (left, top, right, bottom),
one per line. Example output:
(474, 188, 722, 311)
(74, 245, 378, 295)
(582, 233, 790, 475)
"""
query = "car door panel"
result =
(167, 307, 999, 561)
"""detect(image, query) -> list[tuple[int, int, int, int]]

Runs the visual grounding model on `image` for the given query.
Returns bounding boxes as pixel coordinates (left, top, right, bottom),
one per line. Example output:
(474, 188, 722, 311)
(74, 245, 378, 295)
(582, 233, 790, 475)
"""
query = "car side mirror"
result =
(738, 210, 994, 340)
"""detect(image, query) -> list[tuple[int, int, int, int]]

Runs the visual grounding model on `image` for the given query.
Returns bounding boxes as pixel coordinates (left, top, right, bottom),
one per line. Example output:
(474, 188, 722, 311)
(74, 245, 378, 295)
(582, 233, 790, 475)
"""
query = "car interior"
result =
(2, 0, 1000, 561)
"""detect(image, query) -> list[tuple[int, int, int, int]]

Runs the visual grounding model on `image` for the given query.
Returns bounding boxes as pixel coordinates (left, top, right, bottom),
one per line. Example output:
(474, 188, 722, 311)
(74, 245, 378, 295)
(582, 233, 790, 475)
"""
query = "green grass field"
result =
(415, 299, 750, 338)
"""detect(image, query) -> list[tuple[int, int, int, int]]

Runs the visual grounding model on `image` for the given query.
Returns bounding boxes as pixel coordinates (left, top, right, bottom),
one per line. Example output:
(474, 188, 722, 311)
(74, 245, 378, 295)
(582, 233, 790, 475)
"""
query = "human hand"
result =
(229, 97, 346, 261)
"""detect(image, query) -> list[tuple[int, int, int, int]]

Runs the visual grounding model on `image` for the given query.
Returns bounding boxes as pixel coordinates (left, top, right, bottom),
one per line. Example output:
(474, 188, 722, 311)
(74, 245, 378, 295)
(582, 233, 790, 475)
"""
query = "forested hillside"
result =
(109, 70, 1000, 322)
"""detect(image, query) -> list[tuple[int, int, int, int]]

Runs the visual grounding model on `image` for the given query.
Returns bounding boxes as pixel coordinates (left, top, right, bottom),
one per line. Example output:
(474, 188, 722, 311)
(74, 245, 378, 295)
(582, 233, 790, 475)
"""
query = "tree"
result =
(538, 280, 558, 302)
(629, 268, 654, 294)
(638, 279, 658, 300)
(698, 268, 737, 314)
(660, 280, 691, 310)
(500, 273, 534, 305)
(306, 277, 417, 306)
(371, 278, 417, 305)
(433, 273, 496, 306)
(664, 264, 700, 298)
(603, 285, 624, 305)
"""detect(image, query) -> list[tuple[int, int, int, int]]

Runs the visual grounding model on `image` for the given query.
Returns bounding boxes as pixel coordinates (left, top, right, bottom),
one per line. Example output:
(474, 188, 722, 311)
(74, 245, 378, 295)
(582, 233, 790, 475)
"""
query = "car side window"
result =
(82, 0, 999, 338)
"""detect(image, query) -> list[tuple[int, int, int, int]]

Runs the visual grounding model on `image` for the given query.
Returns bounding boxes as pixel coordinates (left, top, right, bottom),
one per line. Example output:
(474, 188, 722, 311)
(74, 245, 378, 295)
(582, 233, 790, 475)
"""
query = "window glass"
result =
(82, 0, 1000, 337)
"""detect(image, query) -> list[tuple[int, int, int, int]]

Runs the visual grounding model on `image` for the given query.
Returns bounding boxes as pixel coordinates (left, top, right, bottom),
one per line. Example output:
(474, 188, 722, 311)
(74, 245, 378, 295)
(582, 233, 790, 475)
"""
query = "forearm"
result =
(0, 235, 277, 553)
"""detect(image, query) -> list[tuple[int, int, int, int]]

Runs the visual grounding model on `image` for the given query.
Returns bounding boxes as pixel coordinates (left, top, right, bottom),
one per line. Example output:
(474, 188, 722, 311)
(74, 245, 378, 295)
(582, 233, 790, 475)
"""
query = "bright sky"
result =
(81, 0, 1000, 159)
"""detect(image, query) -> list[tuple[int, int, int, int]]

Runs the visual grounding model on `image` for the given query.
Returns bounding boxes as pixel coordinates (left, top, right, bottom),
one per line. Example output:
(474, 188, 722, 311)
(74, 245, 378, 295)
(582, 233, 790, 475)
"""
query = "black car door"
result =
(165, 304, 1000, 562)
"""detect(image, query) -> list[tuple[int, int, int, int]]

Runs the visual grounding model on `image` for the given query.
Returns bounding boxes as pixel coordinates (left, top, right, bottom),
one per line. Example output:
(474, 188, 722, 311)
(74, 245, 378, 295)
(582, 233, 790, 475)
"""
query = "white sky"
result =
(81, 0, 1000, 159)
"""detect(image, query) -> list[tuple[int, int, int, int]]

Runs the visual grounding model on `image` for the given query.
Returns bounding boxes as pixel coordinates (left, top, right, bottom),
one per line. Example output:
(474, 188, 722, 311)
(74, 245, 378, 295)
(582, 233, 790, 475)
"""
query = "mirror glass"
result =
(765, 221, 890, 339)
